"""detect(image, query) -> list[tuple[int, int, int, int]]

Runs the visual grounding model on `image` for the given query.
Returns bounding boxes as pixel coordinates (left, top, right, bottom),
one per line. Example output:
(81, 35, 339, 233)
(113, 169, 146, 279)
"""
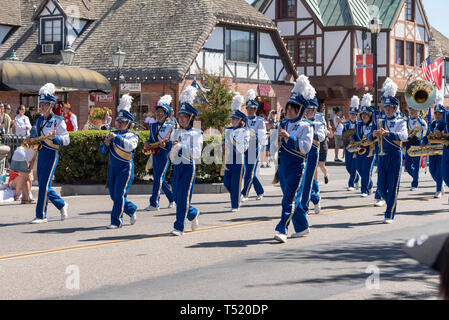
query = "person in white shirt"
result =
(10, 146, 37, 204)
(332, 107, 345, 162)
(144, 112, 157, 130)
(13, 105, 32, 136)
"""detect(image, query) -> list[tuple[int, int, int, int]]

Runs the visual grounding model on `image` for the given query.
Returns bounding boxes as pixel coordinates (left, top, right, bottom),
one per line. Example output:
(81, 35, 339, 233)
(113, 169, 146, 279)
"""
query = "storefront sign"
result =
(121, 83, 141, 92)
(258, 84, 271, 96)
(95, 94, 114, 103)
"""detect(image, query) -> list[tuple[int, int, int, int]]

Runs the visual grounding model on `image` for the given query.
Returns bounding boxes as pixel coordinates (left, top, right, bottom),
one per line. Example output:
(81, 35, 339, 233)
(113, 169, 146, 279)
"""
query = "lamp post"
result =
(369, 17, 382, 111)
(60, 44, 76, 65)
(112, 44, 126, 108)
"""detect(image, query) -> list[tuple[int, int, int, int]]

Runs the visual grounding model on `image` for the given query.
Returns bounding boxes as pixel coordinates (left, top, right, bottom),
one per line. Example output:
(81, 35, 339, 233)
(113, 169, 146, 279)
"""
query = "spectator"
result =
(316, 105, 329, 184)
(101, 110, 112, 130)
(53, 101, 63, 116)
(63, 103, 78, 132)
(0, 103, 12, 134)
(332, 107, 345, 162)
(13, 105, 32, 136)
(9, 145, 37, 203)
(144, 111, 156, 130)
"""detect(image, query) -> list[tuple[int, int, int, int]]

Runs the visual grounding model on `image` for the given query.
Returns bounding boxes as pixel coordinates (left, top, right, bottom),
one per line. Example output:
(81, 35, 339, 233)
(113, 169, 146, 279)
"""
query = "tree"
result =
(195, 72, 238, 133)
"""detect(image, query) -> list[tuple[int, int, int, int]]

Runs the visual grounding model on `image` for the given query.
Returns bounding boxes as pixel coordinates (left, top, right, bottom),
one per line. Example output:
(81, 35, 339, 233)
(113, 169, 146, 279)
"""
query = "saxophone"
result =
(407, 144, 443, 157)
(427, 132, 449, 146)
(21, 134, 52, 150)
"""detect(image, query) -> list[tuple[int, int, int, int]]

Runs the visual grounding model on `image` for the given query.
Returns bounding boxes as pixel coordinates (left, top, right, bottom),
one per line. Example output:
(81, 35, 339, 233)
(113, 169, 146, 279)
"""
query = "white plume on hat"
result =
(158, 94, 172, 106)
(180, 85, 198, 105)
(350, 96, 360, 109)
(39, 83, 56, 96)
(246, 89, 257, 103)
(292, 75, 315, 100)
(117, 93, 133, 112)
(436, 91, 444, 106)
(231, 93, 244, 111)
(382, 77, 398, 98)
(361, 93, 373, 107)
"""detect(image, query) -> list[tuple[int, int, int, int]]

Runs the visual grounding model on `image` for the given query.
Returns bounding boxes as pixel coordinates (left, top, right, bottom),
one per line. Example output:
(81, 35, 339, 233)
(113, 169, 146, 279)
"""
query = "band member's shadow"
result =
(78, 211, 111, 216)
(79, 233, 170, 242)
(310, 220, 385, 229)
(323, 204, 373, 211)
(397, 208, 445, 216)
(219, 216, 274, 223)
(186, 237, 276, 248)
(24, 226, 107, 234)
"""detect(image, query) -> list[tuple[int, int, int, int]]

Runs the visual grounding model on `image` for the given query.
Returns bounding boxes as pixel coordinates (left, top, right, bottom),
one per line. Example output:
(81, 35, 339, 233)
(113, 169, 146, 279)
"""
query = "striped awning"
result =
(0, 61, 111, 93)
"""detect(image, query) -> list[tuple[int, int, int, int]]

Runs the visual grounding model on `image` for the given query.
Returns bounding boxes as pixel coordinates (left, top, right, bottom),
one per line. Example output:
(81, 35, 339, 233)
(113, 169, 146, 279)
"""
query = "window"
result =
(284, 38, 295, 62)
(226, 29, 257, 63)
(42, 18, 62, 43)
(406, 0, 415, 22)
(395, 40, 404, 65)
(298, 38, 315, 64)
(406, 42, 414, 66)
(416, 43, 424, 66)
(278, 0, 296, 19)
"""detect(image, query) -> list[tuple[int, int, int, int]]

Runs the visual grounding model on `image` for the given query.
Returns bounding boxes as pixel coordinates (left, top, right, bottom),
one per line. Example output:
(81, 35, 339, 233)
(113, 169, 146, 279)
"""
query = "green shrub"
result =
(54, 130, 224, 184)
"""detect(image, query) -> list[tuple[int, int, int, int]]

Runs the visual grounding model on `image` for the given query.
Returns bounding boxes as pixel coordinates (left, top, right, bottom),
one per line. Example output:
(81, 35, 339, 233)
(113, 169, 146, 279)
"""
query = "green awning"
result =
(0, 61, 111, 93)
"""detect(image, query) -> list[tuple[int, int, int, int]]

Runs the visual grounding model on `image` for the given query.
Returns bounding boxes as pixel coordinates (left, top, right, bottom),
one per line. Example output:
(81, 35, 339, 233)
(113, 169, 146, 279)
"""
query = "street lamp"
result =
(60, 44, 76, 65)
(6, 50, 20, 61)
(369, 17, 382, 111)
(112, 44, 126, 108)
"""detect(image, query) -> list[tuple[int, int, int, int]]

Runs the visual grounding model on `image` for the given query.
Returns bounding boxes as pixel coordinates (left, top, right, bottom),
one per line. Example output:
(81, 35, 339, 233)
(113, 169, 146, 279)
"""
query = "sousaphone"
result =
(405, 80, 436, 111)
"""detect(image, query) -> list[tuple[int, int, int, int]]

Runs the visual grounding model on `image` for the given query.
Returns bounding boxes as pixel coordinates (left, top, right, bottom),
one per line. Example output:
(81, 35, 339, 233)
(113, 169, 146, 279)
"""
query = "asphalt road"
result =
(0, 164, 446, 300)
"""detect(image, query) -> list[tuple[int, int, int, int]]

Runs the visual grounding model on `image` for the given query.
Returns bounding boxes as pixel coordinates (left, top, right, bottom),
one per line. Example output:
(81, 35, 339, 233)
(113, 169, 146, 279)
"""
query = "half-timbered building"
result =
(253, 0, 446, 118)
(0, 0, 297, 128)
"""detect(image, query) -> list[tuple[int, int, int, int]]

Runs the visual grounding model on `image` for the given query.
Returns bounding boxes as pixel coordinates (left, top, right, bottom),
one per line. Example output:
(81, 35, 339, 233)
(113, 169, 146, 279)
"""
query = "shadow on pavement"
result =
(398, 209, 446, 216)
(311, 220, 384, 229)
(79, 233, 170, 242)
(23, 226, 106, 234)
(186, 237, 276, 248)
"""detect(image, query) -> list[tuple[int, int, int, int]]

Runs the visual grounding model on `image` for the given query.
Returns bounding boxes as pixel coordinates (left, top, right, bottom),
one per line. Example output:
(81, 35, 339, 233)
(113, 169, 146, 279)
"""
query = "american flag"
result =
(421, 56, 444, 90)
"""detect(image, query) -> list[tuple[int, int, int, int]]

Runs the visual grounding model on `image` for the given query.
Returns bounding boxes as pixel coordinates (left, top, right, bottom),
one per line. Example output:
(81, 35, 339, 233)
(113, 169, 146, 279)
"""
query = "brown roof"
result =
(431, 27, 449, 59)
(0, 0, 296, 82)
(32, 0, 96, 20)
(0, 0, 21, 26)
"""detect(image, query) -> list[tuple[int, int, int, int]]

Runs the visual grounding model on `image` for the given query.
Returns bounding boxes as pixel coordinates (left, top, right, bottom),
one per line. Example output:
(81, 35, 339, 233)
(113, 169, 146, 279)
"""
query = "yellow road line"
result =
(0, 195, 435, 262)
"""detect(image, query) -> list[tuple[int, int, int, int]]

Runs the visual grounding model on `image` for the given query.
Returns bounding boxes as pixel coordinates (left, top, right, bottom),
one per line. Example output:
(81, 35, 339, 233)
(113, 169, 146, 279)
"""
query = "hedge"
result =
(54, 130, 224, 184)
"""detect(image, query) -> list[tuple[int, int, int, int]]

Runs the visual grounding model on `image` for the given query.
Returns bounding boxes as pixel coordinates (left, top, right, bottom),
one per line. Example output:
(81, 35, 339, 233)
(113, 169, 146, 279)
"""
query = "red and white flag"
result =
(421, 57, 444, 90)
(356, 54, 373, 89)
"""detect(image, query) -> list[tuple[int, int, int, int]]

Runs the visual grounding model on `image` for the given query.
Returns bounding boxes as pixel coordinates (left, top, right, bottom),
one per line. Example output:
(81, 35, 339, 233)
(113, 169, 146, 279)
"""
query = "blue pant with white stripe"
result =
(429, 154, 443, 193)
(377, 149, 402, 220)
(345, 149, 359, 188)
(172, 162, 198, 232)
(356, 154, 375, 195)
(241, 152, 264, 198)
(442, 147, 449, 189)
(149, 154, 174, 208)
(223, 163, 245, 210)
(35, 147, 65, 219)
(108, 161, 137, 227)
(310, 179, 320, 205)
(404, 149, 420, 188)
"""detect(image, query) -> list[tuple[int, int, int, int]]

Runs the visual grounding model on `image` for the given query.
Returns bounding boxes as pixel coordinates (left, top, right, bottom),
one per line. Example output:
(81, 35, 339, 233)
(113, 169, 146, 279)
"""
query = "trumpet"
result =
(377, 118, 386, 156)
(407, 144, 443, 157)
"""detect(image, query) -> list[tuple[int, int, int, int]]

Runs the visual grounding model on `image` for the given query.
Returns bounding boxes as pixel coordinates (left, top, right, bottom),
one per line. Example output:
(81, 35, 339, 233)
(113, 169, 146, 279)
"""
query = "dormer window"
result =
(43, 18, 62, 43)
(406, 0, 415, 22)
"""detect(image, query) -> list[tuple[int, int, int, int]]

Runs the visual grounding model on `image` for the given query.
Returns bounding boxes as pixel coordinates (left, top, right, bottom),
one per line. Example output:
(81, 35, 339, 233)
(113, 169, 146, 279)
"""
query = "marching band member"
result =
(169, 85, 203, 236)
(434, 95, 449, 202)
(30, 83, 70, 224)
(274, 75, 314, 243)
(241, 89, 266, 202)
(295, 96, 325, 220)
(372, 107, 386, 206)
(343, 96, 360, 191)
(372, 78, 408, 223)
(404, 108, 427, 191)
(351, 93, 376, 197)
(223, 93, 250, 212)
(424, 94, 445, 198)
(100, 94, 138, 229)
(143, 95, 175, 211)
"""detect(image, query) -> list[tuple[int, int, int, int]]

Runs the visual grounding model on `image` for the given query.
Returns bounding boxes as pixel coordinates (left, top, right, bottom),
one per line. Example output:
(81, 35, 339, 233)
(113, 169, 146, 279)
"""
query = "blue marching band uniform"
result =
(241, 89, 266, 202)
(31, 83, 70, 224)
(223, 93, 250, 212)
(343, 96, 361, 191)
(99, 94, 139, 229)
(404, 112, 427, 190)
(144, 95, 175, 211)
(435, 96, 449, 203)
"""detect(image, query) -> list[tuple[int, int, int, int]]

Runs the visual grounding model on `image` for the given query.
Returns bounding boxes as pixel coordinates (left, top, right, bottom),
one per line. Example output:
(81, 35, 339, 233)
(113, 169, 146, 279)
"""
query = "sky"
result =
(245, 0, 449, 37)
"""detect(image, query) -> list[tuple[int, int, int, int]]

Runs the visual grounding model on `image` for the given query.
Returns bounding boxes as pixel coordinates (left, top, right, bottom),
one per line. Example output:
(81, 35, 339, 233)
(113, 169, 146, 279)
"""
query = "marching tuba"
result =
(405, 80, 436, 111)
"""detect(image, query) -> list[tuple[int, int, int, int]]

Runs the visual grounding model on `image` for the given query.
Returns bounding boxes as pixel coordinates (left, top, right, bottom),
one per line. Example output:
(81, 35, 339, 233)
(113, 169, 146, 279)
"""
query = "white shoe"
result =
(107, 224, 120, 229)
(256, 194, 264, 200)
(274, 233, 287, 243)
(171, 229, 183, 236)
(60, 203, 68, 221)
(314, 203, 321, 214)
(361, 193, 368, 198)
(191, 213, 199, 231)
(291, 228, 310, 238)
(168, 202, 175, 208)
(130, 214, 137, 225)
(144, 205, 159, 211)
(240, 195, 248, 202)
(434, 192, 442, 199)
(375, 199, 386, 207)
(383, 219, 394, 224)
(30, 218, 47, 224)
(410, 187, 417, 191)
(347, 187, 355, 191)
(231, 208, 240, 213)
